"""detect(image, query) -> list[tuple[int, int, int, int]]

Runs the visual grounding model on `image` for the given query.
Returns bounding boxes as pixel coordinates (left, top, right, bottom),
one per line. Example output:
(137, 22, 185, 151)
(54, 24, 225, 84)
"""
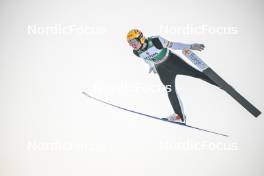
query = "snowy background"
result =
(1, 0, 263, 175)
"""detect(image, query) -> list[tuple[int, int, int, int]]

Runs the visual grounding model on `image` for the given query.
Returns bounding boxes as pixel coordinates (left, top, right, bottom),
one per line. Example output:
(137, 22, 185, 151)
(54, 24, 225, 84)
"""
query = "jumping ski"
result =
(82, 92, 229, 137)
(182, 49, 261, 117)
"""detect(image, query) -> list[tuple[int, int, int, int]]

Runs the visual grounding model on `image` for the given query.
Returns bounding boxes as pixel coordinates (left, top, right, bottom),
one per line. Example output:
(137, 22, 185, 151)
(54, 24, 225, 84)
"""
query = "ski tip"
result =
(82, 91, 90, 97)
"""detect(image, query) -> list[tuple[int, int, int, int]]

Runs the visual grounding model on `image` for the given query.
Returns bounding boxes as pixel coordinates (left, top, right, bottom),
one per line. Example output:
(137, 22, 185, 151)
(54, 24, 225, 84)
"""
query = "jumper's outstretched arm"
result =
(158, 36, 205, 51)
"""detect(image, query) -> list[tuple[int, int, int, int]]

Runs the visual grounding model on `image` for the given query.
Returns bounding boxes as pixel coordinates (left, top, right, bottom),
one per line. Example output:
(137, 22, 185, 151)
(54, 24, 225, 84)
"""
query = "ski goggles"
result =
(128, 39, 141, 48)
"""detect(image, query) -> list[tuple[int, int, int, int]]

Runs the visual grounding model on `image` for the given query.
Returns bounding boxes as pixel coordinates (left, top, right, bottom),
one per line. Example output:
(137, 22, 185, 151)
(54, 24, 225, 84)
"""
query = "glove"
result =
(190, 43, 205, 51)
(149, 66, 157, 74)
(144, 60, 157, 74)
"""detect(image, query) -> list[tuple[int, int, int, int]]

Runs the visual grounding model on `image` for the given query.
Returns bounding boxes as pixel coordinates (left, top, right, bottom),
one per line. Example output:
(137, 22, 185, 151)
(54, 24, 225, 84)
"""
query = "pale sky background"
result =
(0, 0, 263, 176)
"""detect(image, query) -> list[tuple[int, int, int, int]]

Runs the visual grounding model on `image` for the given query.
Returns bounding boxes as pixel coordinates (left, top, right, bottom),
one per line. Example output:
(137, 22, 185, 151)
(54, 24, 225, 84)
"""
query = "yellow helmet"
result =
(127, 29, 145, 44)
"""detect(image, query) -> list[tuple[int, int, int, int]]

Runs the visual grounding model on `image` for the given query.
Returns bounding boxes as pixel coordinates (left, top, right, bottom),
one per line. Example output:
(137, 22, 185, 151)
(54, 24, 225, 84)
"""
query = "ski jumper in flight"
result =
(127, 29, 221, 123)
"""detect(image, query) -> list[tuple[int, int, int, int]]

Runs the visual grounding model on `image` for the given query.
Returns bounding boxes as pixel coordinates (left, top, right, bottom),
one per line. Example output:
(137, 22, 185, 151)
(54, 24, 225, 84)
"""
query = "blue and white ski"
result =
(82, 92, 228, 137)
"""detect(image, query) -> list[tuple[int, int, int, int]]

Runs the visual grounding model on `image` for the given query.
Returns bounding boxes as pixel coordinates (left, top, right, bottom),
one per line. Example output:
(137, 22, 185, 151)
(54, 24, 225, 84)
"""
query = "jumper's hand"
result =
(190, 43, 205, 51)
(149, 66, 157, 74)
